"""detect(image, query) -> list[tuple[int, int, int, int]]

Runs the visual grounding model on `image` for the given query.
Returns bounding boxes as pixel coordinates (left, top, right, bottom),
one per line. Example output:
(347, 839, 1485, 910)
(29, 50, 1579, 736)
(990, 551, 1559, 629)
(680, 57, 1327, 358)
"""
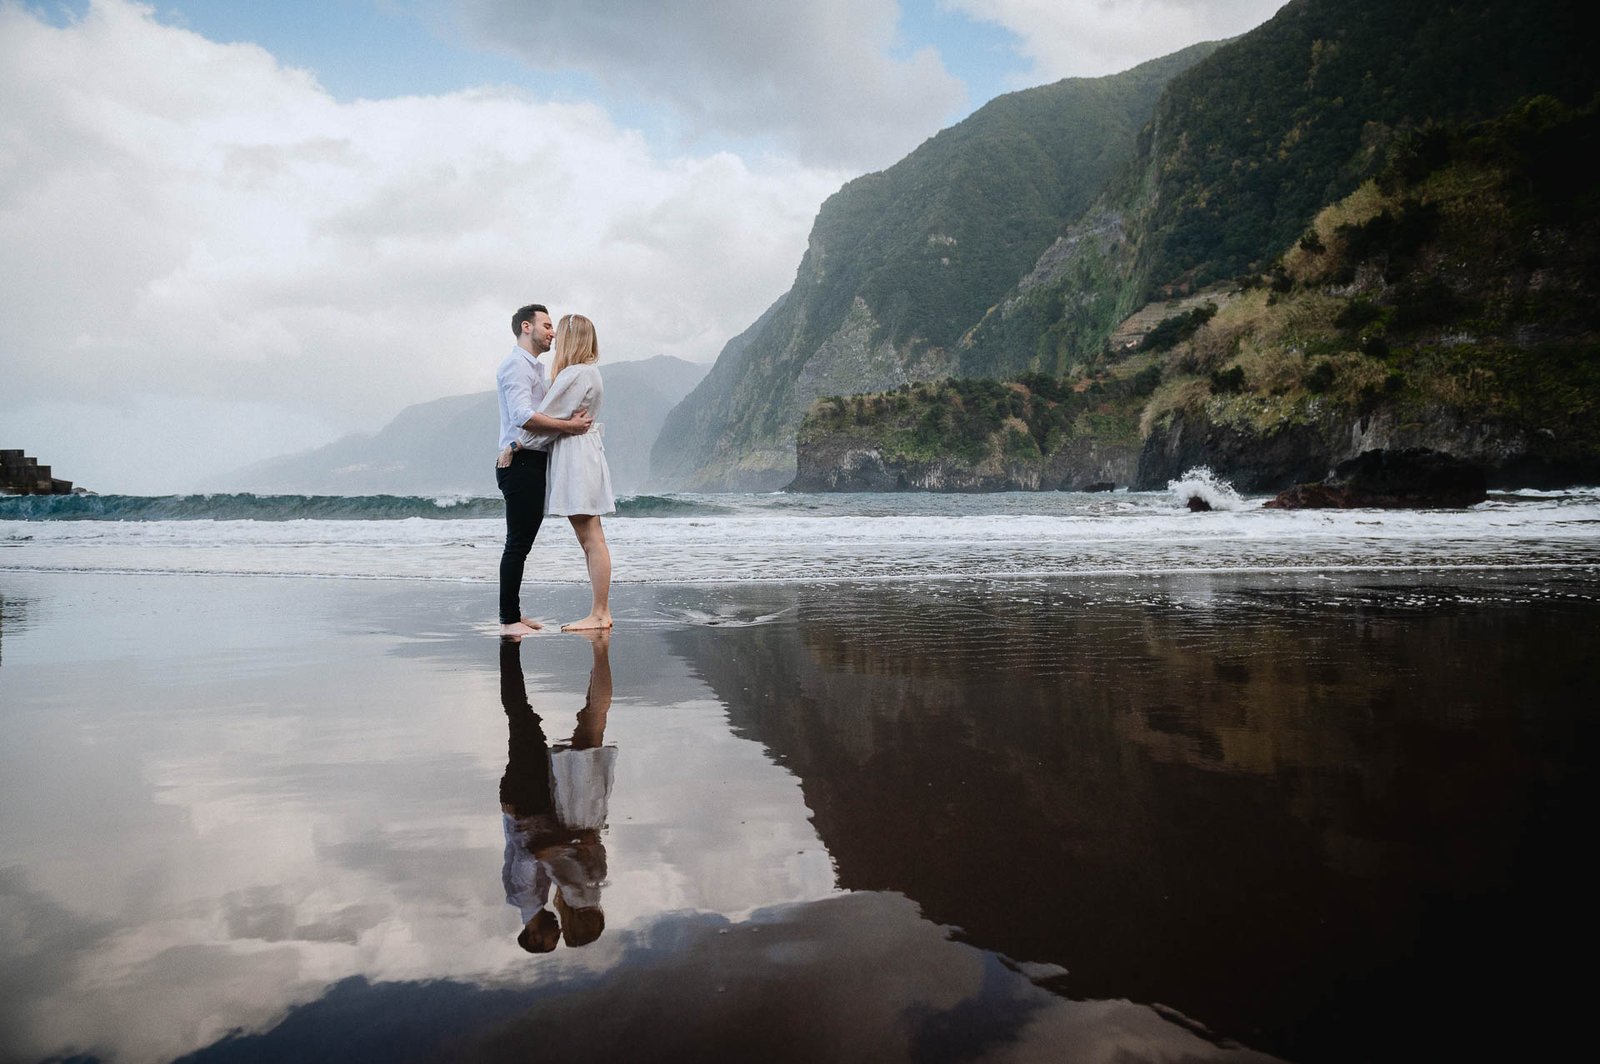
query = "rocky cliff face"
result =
(650, 45, 1218, 491)
(665, 0, 1595, 495)
(1135, 404, 1600, 492)
(795, 87, 1600, 495)
(790, 431, 1139, 493)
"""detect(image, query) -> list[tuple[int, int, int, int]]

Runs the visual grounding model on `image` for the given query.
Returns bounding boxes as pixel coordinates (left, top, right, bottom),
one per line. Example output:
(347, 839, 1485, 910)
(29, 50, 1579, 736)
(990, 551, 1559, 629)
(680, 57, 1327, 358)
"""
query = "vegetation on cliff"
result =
(798, 92, 1600, 489)
(1127, 0, 1594, 296)
(1141, 94, 1600, 471)
(960, 0, 1596, 390)
(798, 364, 1160, 469)
(662, 0, 1597, 491)
(651, 44, 1218, 490)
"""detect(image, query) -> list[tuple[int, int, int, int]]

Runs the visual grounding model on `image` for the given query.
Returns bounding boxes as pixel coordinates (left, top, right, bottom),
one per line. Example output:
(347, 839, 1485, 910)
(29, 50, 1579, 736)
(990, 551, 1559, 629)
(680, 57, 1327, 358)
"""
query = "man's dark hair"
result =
(511, 303, 549, 338)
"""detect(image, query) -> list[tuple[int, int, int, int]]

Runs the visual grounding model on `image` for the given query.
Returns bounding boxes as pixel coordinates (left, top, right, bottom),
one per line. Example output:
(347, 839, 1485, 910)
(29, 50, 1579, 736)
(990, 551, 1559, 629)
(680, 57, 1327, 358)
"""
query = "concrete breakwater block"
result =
(1, 449, 75, 495)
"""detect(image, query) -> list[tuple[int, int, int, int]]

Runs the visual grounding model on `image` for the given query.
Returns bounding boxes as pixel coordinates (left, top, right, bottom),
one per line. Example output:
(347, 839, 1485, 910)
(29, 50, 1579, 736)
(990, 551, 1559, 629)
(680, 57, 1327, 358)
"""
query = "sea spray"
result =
(7, 489, 1600, 582)
(1167, 467, 1251, 512)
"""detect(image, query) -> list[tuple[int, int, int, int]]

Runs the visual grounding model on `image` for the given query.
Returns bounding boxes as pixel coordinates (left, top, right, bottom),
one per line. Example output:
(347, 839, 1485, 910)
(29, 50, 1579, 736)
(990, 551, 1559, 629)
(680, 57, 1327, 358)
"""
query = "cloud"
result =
(947, 0, 1289, 82)
(452, 0, 965, 170)
(0, 0, 844, 491)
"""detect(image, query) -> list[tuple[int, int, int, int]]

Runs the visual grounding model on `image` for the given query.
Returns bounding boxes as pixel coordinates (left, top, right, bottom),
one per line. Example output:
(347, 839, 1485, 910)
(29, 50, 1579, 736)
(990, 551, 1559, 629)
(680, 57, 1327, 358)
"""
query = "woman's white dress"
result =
(533, 363, 615, 517)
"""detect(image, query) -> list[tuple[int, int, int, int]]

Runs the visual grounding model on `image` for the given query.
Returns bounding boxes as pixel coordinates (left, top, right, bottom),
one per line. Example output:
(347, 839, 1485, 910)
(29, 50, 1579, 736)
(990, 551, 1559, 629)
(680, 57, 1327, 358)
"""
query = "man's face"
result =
(526, 312, 555, 354)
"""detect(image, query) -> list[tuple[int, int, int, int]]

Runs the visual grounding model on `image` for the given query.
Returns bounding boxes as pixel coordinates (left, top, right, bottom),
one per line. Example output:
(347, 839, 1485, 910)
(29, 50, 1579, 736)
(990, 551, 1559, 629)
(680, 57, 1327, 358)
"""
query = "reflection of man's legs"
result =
(497, 450, 548, 626)
(500, 640, 561, 954)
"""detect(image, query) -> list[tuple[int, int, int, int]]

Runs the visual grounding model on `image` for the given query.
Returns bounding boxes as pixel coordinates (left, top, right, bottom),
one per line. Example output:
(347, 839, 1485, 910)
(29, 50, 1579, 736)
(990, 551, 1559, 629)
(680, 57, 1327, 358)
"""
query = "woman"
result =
(532, 313, 615, 630)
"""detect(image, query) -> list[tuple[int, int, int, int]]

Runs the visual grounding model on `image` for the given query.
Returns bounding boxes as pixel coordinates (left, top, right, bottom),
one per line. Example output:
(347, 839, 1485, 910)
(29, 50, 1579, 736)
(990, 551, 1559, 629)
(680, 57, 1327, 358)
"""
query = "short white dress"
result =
(534, 363, 616, 517)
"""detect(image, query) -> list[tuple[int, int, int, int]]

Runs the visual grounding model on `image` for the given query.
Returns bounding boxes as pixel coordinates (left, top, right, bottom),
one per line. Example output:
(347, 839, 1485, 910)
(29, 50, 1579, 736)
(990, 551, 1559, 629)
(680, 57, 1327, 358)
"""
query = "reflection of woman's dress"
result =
(535, 363, 615, 517)
(550, 745, 618, 831)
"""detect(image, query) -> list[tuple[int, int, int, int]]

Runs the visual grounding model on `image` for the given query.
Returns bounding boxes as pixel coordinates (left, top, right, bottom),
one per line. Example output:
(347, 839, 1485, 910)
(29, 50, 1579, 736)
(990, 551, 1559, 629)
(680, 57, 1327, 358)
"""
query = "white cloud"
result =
(0, 0, 844, 492)
(453, 0, 966, 170)
(948, 0, 1288, 82)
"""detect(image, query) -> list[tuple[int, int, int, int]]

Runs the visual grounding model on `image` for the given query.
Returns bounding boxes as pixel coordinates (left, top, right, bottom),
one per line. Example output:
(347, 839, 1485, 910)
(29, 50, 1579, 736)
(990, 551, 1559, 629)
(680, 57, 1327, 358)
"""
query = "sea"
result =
(6, 469, 1600, 585)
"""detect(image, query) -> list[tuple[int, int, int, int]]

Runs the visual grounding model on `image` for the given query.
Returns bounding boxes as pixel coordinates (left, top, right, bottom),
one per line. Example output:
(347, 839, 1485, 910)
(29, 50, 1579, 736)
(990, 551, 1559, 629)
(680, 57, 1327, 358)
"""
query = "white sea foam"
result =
(1167, 467, 1251, 511)
(4, 489, 1600, 584)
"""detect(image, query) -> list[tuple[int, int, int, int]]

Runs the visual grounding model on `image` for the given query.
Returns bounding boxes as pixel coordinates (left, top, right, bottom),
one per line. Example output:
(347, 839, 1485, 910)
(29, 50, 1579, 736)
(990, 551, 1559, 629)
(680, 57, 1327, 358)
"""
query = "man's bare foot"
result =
(520, 616, 543, 630)
(560, 613, 613, 632)
(500, 621, 538, 639)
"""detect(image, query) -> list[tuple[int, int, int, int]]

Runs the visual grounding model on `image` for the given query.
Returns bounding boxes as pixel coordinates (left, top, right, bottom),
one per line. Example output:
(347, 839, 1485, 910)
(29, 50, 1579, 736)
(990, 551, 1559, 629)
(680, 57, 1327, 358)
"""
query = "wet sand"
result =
(1, 570, 1596, 1063)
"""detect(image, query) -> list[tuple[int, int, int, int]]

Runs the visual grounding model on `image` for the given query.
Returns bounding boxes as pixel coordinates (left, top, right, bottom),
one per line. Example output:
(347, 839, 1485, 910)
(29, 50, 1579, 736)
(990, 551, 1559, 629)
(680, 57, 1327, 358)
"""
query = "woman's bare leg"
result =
(563, 515, 613, 630)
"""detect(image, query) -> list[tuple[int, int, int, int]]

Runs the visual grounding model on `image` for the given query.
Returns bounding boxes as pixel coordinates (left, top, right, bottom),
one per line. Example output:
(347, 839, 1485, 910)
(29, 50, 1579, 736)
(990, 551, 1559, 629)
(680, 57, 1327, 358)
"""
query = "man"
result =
(496, 303, 592, 637)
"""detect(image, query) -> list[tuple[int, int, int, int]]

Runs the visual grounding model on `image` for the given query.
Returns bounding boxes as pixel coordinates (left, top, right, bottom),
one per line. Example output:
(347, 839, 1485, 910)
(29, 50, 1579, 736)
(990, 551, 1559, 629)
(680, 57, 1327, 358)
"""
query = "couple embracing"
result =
(495, 303, 615, 637)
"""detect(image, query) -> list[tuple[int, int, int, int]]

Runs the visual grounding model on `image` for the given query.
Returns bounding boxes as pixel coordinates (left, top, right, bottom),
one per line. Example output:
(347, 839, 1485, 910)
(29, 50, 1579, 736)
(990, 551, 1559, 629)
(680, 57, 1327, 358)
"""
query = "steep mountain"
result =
(662, 0, 1594, 493)
(793, 94, 1600, 491)
(225, 355, 706, 495)
(1134, 94, 1600, 490)
(965, 0, 1596, 382)
(650, 42, 1221, 491)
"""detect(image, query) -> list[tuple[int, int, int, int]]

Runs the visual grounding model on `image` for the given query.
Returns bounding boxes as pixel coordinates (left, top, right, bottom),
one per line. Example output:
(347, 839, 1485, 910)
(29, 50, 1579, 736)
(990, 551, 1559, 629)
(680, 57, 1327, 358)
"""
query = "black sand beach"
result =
(1, 570, 1596, 1063)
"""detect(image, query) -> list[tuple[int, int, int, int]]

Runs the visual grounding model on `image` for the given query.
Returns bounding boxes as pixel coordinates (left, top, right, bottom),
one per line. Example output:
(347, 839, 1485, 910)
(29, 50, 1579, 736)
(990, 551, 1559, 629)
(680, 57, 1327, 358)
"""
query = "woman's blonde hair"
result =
(551, 313, 599, 378)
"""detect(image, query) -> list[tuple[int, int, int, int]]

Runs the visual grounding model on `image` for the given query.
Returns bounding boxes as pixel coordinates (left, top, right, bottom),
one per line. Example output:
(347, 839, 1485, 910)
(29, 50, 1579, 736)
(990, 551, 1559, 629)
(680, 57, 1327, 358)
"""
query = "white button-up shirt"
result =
(496, 346, 550, 451)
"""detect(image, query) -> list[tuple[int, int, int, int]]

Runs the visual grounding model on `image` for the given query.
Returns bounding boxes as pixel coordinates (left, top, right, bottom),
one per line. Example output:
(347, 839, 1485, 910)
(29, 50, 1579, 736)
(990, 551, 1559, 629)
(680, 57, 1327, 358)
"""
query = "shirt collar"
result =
(512, 345, 545, 375)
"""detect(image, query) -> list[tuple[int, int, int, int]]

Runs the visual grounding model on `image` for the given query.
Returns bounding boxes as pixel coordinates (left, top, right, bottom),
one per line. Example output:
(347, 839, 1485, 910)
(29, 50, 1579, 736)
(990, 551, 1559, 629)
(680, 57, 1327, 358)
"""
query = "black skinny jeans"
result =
(497, 448, 548, 624)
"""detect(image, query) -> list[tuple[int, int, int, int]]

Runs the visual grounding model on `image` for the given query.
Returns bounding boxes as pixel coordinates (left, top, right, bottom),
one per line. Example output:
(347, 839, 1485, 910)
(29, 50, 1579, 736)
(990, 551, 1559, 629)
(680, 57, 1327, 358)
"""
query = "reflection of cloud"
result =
(221, 886, 386, 946)
(169, 893, 1280, 1062)
(0, 578, 840, 1063)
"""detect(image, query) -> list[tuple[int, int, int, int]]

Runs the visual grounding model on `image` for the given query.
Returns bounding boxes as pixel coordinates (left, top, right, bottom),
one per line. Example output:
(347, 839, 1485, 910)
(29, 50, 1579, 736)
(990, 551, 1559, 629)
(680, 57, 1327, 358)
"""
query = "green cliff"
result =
(794, 94, 1600, 491)
(650, 43, 1220, 491)
(657, 0, 1595, 493)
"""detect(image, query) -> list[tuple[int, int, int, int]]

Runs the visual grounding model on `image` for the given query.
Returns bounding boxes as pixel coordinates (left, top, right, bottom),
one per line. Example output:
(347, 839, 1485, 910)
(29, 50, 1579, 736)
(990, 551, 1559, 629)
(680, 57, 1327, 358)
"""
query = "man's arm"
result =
(525, 409, 592, 435)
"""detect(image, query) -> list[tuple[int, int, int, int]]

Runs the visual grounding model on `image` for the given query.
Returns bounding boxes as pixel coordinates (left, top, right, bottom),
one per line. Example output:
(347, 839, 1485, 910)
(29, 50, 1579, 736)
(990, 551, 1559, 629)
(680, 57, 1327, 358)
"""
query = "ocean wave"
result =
(0, 491, 737, 522)
(0, 493, 506, 521)
(615, 495, 732, 517)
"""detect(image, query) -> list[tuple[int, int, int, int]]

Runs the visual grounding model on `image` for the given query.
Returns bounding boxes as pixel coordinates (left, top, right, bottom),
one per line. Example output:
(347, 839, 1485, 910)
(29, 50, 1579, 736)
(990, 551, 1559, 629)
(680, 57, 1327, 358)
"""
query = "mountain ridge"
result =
(651, 42, 1222, 491)
(222, 355, 707, 495)
(662, 0, 1597, 493)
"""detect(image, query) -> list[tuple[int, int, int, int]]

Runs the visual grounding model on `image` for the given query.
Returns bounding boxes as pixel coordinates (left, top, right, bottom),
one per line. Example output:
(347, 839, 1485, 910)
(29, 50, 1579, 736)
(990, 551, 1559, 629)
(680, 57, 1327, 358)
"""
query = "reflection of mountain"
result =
(663, 583, 1596, 1063)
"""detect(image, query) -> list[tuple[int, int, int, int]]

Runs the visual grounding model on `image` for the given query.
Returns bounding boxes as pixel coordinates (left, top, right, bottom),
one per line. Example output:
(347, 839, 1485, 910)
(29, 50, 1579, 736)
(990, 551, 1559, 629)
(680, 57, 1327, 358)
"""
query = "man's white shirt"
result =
(496, 346, 550, 451)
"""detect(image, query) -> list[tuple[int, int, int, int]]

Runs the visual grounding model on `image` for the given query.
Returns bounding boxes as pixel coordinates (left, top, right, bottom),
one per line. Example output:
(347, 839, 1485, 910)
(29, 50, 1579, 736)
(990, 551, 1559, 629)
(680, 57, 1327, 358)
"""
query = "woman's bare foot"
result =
(520, 616, 542, 630)
(501, 621, 539, 639)
(560, 613, 613, 632)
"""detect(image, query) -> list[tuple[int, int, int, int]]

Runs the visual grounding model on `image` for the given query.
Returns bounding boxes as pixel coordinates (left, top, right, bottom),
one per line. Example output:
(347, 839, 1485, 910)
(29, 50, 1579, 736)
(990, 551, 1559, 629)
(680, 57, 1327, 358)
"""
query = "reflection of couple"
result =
(499, 633, 616, 954)
(496, 303, 616, 637)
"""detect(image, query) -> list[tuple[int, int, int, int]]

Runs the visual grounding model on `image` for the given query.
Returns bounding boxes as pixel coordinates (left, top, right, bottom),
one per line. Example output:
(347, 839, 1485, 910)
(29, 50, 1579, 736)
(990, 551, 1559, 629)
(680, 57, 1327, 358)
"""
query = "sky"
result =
(1, 0, 1287, 493)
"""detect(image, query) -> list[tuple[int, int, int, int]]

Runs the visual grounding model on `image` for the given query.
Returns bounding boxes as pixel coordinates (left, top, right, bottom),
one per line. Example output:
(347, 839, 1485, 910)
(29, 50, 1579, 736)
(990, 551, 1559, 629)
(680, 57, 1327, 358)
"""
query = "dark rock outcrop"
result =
(1264, 449, 1487, 509)
(788, 432, 1140, 493)
(1136, 405, 1600, 494)
(1134, 412, 1335, 493)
